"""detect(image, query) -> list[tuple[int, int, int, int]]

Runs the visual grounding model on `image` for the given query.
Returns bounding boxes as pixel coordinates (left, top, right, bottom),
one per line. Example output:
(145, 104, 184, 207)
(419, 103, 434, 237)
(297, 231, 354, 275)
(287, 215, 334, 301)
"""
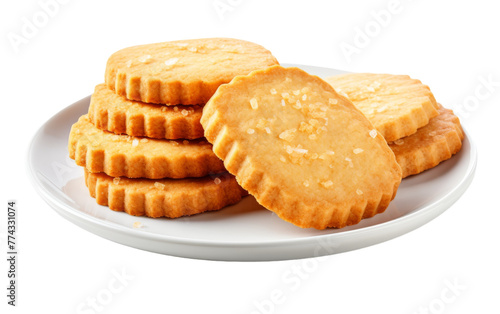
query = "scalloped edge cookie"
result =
(88, 84, 204, 139)
(84, 169, 247, 218)
(201, 65, 402, 229)
(389, 105, 464, 178)
(69, 114, 225, 179)
(105, 38, 279, 104)
(326, 73, 439, 142)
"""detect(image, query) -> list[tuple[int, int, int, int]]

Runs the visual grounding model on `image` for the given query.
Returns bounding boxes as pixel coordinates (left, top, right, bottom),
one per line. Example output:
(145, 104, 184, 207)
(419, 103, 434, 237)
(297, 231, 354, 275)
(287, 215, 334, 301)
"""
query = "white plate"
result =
(27, 64, 477, 261)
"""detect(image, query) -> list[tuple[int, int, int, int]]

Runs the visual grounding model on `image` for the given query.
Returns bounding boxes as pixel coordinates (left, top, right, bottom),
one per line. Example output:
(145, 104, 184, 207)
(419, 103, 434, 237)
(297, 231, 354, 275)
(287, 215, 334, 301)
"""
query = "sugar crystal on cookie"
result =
(154, 182, 165, 190)
(138, 55, 152, 63)
(250, 98, 259, 110)
(279, 128, 297, 142)
(345, 157, 354, 168)
(320, 180, 334, 188)
(164, 58, 179, 66)
(293, 100, 302, 109)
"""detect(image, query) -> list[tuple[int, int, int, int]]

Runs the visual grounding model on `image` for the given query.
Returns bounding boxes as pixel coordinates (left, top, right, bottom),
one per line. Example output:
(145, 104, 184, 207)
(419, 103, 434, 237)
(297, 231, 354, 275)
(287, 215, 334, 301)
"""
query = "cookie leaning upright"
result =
(326, 73, 440, 142)
(201, 66, 402, 229)
(105, 38, 279, 105)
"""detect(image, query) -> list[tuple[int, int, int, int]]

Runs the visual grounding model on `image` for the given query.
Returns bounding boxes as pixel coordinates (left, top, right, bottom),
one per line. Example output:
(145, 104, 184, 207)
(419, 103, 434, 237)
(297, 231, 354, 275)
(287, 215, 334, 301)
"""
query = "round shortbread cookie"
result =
(389, 105, 464, 178)
(201, 66, 402, 229)
(105, 38, 279, 105)
(84, 169, 247, 218)
(69, 114, 225, 179)
(88, 84, 204, 139)
(326, 73, 439, 142)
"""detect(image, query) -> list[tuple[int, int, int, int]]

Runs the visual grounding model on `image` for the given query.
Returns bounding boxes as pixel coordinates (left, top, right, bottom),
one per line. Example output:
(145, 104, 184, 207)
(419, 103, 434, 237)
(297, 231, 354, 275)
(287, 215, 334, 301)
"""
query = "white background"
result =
(1, 0, 499, 313)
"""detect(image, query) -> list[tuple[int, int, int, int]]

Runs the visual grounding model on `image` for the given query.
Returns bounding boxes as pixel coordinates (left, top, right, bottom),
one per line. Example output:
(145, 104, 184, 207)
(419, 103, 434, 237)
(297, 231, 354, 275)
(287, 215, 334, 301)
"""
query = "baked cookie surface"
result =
(389, 105, 464, 178)
(105, 38, 279, 104)
(326, 73, 439, 142)
(201, 66, 402, 229)
(84, 169, 246, 218)
(88, 84, 204, 139)
(69, 114, 225, 179)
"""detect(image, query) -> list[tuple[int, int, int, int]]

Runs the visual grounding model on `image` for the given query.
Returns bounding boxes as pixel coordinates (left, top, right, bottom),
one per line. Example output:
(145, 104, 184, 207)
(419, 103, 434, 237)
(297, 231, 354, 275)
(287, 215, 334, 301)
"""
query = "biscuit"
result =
(389, 105, 464, 178)
(326, 73, 439, 142)
(201, 65, 402, 229)
(88, 84, 204, 139)
(84, 169, 247, 218)
(69, 114, 225, 179)
(105, 38, 279, 104)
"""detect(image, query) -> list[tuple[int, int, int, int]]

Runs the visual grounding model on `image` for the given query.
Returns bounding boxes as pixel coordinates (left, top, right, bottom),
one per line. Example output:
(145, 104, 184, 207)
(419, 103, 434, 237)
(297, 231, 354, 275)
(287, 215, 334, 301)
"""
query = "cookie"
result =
(84, 169, 247, 218)
(201, 65, 402, 229)
(88, 84, 204, 139)
(105, 38, 279, 105)
(326, 73, 439, 142)
(389, 105, 464, 178)
(69, 114, 225, 179)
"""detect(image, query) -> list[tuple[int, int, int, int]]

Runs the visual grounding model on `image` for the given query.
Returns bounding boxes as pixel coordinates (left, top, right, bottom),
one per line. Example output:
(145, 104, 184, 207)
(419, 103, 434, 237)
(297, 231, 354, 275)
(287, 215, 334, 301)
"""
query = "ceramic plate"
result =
(27, 64, 477, 261)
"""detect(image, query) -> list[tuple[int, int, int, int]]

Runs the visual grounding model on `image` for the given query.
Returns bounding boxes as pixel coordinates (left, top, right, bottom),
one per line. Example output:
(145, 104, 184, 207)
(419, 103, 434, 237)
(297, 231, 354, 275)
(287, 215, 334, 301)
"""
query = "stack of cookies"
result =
(68, 38, 279, 218)
(68, 38, 464, 230)
(325, 73, 464, 178)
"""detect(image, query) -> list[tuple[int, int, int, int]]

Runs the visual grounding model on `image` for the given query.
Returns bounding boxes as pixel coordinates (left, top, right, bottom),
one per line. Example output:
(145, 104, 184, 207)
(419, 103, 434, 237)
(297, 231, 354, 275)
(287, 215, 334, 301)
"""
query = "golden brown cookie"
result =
(69, 114, 225, 179)
(105, 38, 279, 105)
(389, 105, 464, 178)
(88, 84, 204, 139)
(84, 169, 247, 218)
(326, 73, 439, 142)
(201, 65, 402, 229)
